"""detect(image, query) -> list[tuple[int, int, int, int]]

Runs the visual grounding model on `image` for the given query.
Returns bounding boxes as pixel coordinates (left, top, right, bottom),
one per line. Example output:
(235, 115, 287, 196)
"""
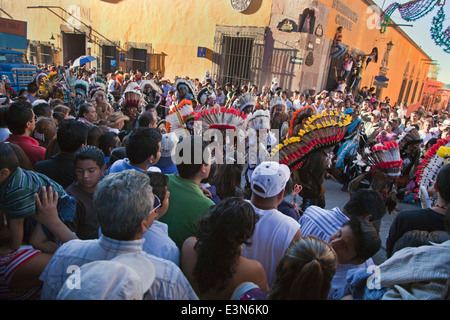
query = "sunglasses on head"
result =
(151, 194, 161, 213)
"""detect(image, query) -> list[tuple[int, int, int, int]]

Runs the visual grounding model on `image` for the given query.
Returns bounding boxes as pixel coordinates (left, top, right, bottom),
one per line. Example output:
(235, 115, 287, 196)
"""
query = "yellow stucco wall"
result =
(1, 0, 273, 80)
(318, 0, 431, 104)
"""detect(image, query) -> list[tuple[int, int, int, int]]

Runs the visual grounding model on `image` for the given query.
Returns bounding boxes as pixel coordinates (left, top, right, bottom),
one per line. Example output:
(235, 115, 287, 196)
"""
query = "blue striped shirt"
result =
(298, 206, 349, 241)
(39, 235, 198, 300)
(0, 167, 65, 219)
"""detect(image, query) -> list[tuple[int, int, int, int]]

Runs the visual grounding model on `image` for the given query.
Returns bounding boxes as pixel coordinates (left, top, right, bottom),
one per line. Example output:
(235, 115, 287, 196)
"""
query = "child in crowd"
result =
(66, 146, 106, 240)
(0, 142, 76, 253)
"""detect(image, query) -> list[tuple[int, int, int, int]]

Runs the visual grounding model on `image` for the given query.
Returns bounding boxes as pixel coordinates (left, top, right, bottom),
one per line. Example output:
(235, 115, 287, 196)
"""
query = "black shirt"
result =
(34, 153, 77, 189)
(386, 208, 446, 258)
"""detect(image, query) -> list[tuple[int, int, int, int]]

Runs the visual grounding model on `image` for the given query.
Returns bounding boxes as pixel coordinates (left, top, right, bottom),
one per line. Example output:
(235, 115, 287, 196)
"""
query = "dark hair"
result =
(98, 132, 119, 157)
(0, 142, 19, 172)
(77, 103, 94, 119)
(51, 111, 65, 125)
(393, 230, 450, 255)
(146, 172, 169, 203)
(87, 125, 103, 147)
(436, 164, 450, 203)
(137, 111, 156, 128)
(344, 189, 386, 221)
(33, 102, 51, 119)
(0, 106, 9, 127)
(4, 101, 34, 135)
(57, 119, 89, 153)
(75, 145, 105, 169)
(211, 163, 244, 200)
(27, 82, 39, 94)
(175, 135, 210, 180)
(126, 127, 162, 165)
(33, 117, 57, 148)
(193, 197, 258, 295)
(343, 218, 381, 262)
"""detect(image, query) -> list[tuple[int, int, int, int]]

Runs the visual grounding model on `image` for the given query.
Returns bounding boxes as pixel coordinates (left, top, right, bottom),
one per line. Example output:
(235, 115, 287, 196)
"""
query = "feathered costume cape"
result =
(271, 110, 352, 172)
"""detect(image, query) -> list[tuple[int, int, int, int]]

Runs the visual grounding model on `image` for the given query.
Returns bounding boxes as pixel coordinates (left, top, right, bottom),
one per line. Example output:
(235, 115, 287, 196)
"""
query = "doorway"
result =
(63, 33, 86, 65)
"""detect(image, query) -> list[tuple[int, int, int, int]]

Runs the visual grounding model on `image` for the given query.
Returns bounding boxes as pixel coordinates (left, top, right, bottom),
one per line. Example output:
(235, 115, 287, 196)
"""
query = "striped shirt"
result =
(298, 206, 349, 241)
(0, 246, 42, 300)
(0, 167, 65, 220)
(39, 235, 198, 300)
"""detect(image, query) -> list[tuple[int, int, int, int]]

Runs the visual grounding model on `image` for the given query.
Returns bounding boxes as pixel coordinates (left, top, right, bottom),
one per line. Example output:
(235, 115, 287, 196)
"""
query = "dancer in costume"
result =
(271, 110, 352, 211)
(88, 78, 114, 121)
(119, 82, 146, 130)
(166, 99, 197, 138)
(196, 86, 217, 112)
(415, 138, 450, 208)
(73, 79, 89, 111)
(269, 96, 290, 132)
(350, 140, 403, 222)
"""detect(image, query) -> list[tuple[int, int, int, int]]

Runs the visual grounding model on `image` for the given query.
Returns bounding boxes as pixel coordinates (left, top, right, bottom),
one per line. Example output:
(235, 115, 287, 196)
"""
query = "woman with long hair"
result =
(181, 197, 267, 300)
(232, 236, 337, 300)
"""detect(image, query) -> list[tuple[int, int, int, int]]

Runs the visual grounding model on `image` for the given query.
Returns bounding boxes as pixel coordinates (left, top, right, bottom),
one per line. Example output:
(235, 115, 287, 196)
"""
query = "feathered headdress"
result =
(74, 79, 89, 98)
(414, 138, 450, 206)
(166, 99, 196, 137)
(88, 78, 107, 101)
(35, 72, 53, 99)
(175, 78, 197, 102)
(247, 109, 271, 131)
(269, 96, 287, 113)
(289, 105, 316, 137)
(120, 82, 145, 119)
(195, 106, 248, 132)
(270, 111, 352, 172)
(140, 80, 162, 107)
(394, 126, 423, 152)
(355, 141, 403, 178)
(249, 109, 271, 131)
(233, 92, 257, 114)
(196, 86, 217, 108)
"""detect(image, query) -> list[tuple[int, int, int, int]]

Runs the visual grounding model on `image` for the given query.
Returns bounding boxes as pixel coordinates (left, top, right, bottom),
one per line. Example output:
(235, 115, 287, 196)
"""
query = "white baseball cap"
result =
(56, 252, 156, 300)
(272, 78, 279, 84)
(251, 161, 290, 198)
(160, 132, 179, 158)
(443, 119, 450, 127)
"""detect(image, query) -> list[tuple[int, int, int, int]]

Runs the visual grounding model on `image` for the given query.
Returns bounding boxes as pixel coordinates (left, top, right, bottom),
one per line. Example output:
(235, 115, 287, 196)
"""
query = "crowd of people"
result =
(0, 58, 449, 301)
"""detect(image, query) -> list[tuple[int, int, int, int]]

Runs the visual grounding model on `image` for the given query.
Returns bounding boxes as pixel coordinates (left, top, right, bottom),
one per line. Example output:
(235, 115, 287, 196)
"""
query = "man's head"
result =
(137, 111, 157, 129)
(57, 119, 89, 154)
(98, 132, 120, 157)
(75, 146, 106, 193)
(126, 127, 162, 166)
(174, 135, 211, 181)
(343, 189, 386, 222)
(435, 163, 450, 204)
(107, 111, 129, 131)
(250, 161, 291, 208)
(328, 218, 381, 265)
(4, 101, 35, 135)
(78, 103, 97, 124)
(94, 170, 156, 241)
(27, 82, 39, 95)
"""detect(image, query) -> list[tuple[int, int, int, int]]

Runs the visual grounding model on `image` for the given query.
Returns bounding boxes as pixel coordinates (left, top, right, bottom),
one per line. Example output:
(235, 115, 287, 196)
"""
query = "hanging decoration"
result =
(430, 6, 450, 53)
(380, 0, 443, 33)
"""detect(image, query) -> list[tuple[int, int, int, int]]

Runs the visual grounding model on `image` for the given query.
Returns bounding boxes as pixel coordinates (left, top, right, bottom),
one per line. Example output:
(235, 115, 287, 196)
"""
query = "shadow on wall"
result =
(242, 0, 263, 15)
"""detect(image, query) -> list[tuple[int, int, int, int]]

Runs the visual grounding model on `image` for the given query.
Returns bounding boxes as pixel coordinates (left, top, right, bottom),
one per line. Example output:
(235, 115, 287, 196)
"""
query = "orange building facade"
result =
(1, 0, 431, 104)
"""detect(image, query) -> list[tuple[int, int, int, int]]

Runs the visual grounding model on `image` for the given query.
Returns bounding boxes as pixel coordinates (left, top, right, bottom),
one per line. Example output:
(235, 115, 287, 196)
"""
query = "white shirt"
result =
(242, 201, 300, 286)
(108, 79, 117, 93)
